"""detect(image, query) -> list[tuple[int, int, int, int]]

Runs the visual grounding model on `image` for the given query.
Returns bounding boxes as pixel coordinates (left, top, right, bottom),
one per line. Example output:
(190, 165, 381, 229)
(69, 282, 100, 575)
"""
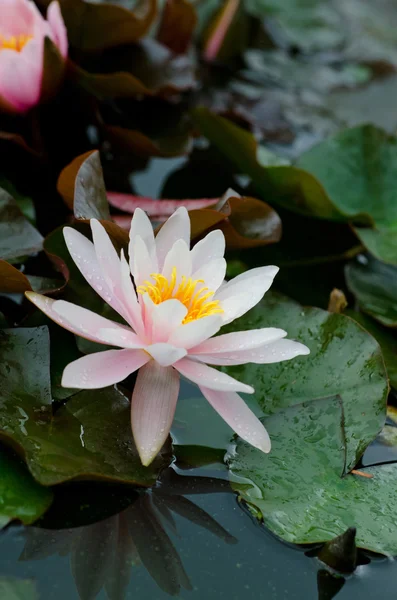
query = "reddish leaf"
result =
(0, 260, 32, 293)
(105, 125, 192, 158)
(108, 193, 217, 219)
(157, 0, 198, 55)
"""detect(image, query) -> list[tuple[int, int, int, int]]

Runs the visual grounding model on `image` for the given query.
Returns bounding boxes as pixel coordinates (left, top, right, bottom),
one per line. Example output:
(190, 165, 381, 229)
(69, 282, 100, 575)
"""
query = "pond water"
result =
(1, 382, 396, 600)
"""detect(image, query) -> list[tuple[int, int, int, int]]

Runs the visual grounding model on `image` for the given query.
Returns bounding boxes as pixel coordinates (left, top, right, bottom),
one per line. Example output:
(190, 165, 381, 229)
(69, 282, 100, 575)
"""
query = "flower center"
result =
(137, 267, 224, 324)
(0, 34, 33, 52)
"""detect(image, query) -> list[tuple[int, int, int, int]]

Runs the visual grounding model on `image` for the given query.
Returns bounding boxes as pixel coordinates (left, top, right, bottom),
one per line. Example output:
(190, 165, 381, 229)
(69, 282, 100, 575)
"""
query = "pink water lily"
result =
(26, 208, 309, 466)
(0, 0, 68, 113)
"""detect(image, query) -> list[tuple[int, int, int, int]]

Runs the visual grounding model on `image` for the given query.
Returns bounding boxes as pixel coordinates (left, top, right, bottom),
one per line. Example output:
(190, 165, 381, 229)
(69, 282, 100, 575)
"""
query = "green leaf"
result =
(0, 188, 43, 261)
(0, 327, 169, 486)
(222, 292, 388, 471)
(0, 447, 53, 528)
(345, 255, 397, 327)
(228, 396, 397, 555)
(345, 309, 397, 391)
(0, 577, 39, 600)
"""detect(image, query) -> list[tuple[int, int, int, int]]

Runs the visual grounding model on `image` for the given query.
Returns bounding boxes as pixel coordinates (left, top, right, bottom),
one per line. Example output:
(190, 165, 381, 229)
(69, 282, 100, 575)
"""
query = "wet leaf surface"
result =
(0, 447, 53, 529)
(345, 255, 397, 327)
(223, 291, 388, 471)
(0, 189, 43, 262)
(0, 576, 39, 600)
(0, 327, 169, 486)
(228, 396, 397, 555)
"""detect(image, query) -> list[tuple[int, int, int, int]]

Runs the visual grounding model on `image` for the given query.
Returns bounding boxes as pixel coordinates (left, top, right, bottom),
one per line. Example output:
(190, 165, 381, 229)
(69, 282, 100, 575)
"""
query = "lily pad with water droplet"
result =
(223, 291, 388, 471)
(0, 327, 170, 486)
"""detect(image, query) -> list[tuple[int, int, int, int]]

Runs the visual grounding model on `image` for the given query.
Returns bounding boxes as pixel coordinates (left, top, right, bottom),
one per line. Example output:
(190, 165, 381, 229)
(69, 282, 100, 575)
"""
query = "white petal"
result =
(129, 208, 158, 275)
(26, 293, 131, 345)
(215, 266, 279, 324)
(192, 338, 310, 365)
(131, 362, 179, 466)
(200, 387, 271, 453)
(162, 239, 192, 282)
(90, 219, 121, 291)
(132, 235, 157, 287)
(96, 327, 144, 349)
(192, 327, 287, 354)
(151, 299, 187, 343)
(61, 349, 150, 389)
(174, 358, 254, 393)
(191, 258, 226, 293)
(119, 250, 145, 337)
(169, 315, 222, 349)
(63, 227, 129, 323)
(147, 343, 187, 366)
(190, 230, 226, 272)
(155, 207, 190, 271)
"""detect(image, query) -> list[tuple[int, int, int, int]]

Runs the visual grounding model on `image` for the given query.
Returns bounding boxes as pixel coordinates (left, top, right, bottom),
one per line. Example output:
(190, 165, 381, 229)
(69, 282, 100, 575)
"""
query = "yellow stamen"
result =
(0, 34, 33, 52)
(137, 266, 224, 324)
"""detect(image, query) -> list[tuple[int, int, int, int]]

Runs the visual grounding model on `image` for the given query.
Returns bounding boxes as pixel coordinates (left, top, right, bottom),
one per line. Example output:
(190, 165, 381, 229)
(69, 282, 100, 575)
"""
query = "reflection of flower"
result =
(26, 208, 309, 465)
(0, 0, 67, 113)
(20, 473, 237, 599)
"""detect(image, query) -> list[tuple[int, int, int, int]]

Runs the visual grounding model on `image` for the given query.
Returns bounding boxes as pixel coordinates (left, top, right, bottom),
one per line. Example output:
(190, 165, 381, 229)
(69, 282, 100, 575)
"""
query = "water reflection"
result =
(20, 470, 236, 600)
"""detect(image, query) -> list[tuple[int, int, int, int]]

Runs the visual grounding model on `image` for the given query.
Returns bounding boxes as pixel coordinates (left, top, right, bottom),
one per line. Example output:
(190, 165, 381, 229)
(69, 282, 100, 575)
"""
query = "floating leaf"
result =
(0, 447, 52, 528)
(0, 188, 43, 261)
(0, 576, 39, 600)
(157, 0, 197, 55)
(345, 255, 397, 327)
(0, 261, 32, 293)
(105, 125, 192, 159)
(0, 327, 169, 486)
(223, 292, 388, 470)
(57, 150, 110, 220)
(228, 396, 397, 555)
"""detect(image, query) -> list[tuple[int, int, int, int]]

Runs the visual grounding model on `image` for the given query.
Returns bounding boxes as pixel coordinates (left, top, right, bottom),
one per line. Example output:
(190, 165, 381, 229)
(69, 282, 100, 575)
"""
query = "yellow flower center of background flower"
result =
(137, 267, 223, 324)
(0, 34, 33, 52)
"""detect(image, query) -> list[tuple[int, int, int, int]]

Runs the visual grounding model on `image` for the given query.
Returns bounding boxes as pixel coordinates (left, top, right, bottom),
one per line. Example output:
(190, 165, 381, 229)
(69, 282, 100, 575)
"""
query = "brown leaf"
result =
(157, 0, 198, 55)
(0, 260, 32, 293)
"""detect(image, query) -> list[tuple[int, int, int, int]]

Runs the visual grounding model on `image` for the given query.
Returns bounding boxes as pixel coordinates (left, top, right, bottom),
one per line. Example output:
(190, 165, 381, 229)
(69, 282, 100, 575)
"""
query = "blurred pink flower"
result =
(26, 208, 309, 466)
(0, 0, 68, 113)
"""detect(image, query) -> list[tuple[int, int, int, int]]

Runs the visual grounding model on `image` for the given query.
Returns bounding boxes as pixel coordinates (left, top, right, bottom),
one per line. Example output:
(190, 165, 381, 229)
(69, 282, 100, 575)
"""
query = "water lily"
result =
(26, 208, 309, 466)
(0, 0, 68, 113)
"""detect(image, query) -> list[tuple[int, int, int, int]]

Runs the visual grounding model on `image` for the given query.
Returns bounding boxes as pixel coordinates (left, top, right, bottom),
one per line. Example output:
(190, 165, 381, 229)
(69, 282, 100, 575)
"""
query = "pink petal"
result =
(146, 343, 187, 366)
(25, 293, 130, 345)
(151, 299, 187, 343)
(169, 315, 222, 349)
(63, 227, 131, 324)
(132, 235, 157, 287)
(215, 266, 279, 324)
(131, 361, 180, 466)
(192, 338, 310, 365)
(174, 357, 254, 393)
(108, 193, 217, 216)
(0, 0, 43, 37)
(96, 328, 144, 348)
(90, 219, 122, 289)
(190, 230, 225, 272)
(119, 250, 145, 336)
(155, 207, 190, 271)
(128, 208, 158, 275)
(47, 1, 68, 58)
(61, 348, 150, 388)
(192, 327, 287, 354)
(191, 258, 226, 293)
(203, 0, 240, 62)
(162, 239, 192, 282)
(0, 39, 43, 112)
(199, 386, 271, 453)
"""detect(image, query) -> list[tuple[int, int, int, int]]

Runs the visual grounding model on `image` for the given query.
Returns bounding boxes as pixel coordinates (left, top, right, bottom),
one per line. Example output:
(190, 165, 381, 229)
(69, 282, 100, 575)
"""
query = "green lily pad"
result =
(0, 188, 43, 261)
(228, 396, 397, 555)
(0, 447, 53, 528)
(0, 577, 39, 600)
(223, 292, 388, 471)
(345, 255, 397, 327)
(0, 327, 169, 486)
(193, 110, 397, 263)
(345, 309, 397, 391)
